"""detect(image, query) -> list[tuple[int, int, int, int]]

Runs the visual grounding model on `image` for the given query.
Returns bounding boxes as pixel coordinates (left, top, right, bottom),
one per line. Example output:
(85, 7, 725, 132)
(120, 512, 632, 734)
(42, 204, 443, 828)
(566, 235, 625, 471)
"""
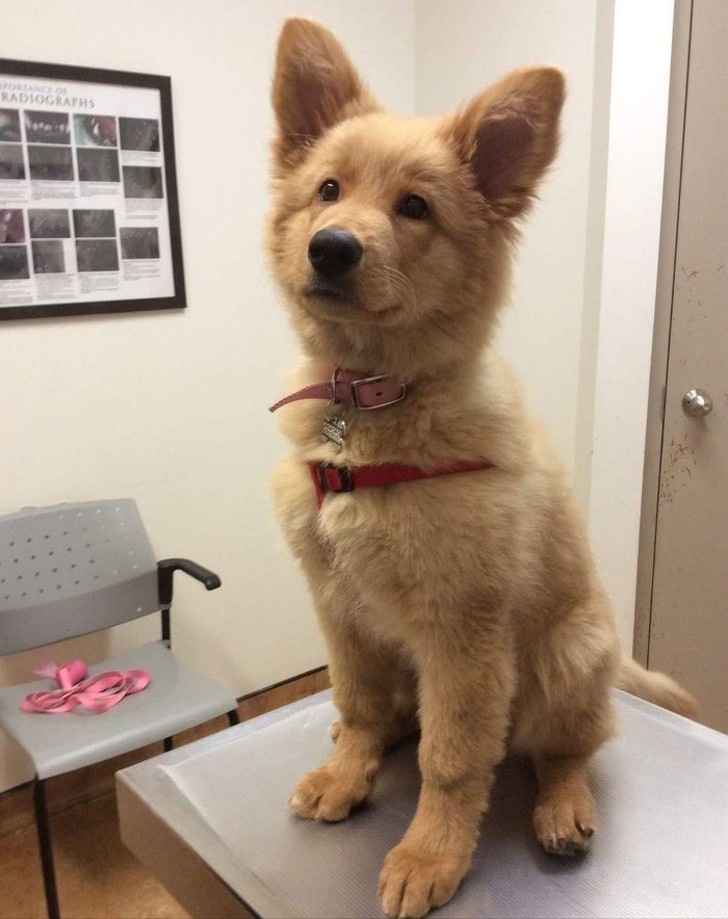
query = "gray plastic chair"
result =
(0, 499, 239, 919)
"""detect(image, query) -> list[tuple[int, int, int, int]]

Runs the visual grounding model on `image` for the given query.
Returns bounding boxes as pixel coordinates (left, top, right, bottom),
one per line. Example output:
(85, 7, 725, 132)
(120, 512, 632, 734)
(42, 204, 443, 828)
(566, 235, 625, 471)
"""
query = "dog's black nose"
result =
(308, 227, 363, 276)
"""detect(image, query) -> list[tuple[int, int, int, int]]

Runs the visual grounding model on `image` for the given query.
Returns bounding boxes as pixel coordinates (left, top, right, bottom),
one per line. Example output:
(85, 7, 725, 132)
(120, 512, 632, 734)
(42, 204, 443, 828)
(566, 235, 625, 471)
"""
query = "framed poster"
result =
(0, 59, 185, 320)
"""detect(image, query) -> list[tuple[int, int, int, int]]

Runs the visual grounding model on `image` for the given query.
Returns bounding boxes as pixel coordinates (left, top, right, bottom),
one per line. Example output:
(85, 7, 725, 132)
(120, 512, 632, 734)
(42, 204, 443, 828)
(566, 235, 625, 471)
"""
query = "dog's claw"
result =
(534, 797, 597, 856)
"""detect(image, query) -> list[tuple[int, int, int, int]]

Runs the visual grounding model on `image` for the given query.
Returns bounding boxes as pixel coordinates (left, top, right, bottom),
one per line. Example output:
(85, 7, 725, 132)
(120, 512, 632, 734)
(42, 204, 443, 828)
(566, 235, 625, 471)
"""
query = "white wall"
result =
(0, 0, 416, 792)
(587, 0, 675, 647)
(416, 0, 605, 490)
(416, 1, 676, 650)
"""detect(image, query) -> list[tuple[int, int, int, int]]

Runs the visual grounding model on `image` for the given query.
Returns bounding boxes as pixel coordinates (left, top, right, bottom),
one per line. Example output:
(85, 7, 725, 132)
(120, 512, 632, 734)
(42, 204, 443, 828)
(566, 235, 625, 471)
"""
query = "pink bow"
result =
(22, 659, 151, 714)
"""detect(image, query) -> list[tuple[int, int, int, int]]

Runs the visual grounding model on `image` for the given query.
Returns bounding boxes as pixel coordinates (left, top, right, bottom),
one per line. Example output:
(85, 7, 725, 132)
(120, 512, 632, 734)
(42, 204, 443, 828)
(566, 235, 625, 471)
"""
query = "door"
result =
(647, 0, 728, 731)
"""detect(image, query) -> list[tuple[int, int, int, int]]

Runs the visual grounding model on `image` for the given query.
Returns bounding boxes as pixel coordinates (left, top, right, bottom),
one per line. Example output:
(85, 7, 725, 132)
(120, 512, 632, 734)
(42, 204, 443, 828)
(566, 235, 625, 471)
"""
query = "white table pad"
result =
(118, 690, 728, 918)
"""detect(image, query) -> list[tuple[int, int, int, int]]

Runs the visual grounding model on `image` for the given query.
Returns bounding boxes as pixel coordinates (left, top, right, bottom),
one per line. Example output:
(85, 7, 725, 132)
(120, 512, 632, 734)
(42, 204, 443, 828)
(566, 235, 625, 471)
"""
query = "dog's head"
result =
(267, 17, 564, 378)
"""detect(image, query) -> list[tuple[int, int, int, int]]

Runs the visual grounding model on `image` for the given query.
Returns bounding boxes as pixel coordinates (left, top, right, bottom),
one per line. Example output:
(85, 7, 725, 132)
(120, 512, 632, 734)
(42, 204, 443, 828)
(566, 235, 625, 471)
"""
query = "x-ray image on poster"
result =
(0, 59, 185, 319)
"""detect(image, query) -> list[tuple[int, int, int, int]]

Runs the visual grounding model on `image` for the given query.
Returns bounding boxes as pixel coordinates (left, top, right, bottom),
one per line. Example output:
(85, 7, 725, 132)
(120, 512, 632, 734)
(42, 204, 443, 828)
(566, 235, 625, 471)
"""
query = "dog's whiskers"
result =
(378, 265, 417, 314)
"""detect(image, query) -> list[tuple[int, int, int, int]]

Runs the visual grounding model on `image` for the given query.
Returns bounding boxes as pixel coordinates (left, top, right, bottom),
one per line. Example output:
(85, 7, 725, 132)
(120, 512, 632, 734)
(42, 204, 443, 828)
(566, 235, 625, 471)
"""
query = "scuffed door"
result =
(649, 0, 728, 731)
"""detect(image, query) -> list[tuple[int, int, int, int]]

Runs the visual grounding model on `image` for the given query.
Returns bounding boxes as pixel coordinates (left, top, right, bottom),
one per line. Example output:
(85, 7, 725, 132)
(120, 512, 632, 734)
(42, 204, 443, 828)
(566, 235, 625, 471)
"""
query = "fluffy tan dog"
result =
(267, 18, 697, 918)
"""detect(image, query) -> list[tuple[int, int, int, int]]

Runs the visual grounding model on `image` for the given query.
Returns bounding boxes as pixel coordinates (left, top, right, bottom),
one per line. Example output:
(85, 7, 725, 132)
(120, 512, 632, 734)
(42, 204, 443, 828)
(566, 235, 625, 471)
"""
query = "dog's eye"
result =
(318, 179, 340, 202)
(398, 194, 429, 220)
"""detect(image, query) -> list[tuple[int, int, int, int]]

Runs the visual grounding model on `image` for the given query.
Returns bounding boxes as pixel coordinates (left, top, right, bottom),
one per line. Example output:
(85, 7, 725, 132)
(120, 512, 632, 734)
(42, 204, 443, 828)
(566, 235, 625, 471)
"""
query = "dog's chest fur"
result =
(271, 359, 554, 645)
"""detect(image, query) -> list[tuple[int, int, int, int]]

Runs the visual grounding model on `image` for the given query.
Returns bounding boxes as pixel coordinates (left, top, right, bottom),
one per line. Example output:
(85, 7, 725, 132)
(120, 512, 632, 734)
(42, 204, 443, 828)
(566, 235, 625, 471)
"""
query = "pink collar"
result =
(270, 368, 407, 413)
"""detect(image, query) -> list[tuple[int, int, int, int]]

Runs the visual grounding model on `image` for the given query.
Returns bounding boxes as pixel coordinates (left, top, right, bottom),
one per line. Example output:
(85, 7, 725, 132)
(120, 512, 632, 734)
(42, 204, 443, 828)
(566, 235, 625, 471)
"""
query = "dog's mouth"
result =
(301, 282, 404, 324)
(304, 284, 352, 303)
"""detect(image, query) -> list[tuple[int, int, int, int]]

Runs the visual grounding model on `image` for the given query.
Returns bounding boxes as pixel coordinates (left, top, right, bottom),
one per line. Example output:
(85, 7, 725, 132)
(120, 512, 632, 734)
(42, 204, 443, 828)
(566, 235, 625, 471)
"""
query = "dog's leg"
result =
(528, 693, 612, 856)
(289, 618, 405, 822)
(522, 605, 617, 857)
(378, 628, 515, 919)
(330, 671, 418, 746)
(532, 754, 596, 855)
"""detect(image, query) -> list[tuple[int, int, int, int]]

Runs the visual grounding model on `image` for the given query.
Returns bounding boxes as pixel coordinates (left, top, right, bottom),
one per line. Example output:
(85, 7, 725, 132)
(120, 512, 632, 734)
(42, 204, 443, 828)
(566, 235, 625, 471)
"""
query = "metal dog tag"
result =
(321, 413, 347, 451)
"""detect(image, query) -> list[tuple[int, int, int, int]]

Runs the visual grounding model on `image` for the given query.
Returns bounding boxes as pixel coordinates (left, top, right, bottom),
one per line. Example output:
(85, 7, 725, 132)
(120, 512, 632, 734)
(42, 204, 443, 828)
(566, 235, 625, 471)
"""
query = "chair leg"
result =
(227, 707, 240, 727)
(33, 777, 60, 919)
(163, 736, 174, 752)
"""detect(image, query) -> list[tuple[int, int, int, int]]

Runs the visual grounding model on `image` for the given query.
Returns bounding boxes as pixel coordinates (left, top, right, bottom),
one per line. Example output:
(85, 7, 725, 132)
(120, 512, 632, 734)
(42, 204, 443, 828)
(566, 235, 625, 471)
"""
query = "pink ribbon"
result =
(21, 659, 151, 714)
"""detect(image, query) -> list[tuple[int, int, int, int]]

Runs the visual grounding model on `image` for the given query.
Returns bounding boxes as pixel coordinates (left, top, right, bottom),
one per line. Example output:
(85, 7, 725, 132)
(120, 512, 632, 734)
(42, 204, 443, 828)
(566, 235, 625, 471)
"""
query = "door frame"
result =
(634, 0, 693, 665)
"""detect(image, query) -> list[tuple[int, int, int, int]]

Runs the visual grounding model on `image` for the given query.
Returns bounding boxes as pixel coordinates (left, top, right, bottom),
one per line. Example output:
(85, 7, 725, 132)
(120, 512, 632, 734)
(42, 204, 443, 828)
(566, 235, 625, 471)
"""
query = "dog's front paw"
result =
(288, 761, 375, 822)
(378, 844, 465, 918)
(533, 795, 596, 855)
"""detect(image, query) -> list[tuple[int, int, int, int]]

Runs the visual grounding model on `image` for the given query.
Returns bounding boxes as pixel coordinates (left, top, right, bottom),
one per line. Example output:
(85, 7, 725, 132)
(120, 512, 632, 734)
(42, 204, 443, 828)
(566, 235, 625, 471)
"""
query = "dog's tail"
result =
(616, 656, 699, 720)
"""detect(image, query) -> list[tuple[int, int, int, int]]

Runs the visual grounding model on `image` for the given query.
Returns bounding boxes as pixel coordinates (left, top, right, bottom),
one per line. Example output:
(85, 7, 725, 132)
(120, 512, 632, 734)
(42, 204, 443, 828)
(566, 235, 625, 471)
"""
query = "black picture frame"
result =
(0, 59, 185, 321)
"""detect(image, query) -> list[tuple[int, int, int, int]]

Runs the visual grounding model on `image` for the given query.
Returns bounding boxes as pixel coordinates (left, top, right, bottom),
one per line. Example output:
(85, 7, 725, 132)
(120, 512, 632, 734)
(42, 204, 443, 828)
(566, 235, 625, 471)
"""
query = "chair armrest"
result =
(157, 558, 222, 607)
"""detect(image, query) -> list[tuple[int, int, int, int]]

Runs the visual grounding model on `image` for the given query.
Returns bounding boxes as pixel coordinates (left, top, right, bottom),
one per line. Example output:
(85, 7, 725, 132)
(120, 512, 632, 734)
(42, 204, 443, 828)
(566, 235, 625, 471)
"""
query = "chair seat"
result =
(0, 641, 237, 779)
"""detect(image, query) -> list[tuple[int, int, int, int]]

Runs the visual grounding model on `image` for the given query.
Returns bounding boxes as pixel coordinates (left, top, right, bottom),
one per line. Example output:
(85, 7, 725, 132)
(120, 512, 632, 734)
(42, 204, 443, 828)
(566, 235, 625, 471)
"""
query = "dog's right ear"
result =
(272, 18, 379, 169)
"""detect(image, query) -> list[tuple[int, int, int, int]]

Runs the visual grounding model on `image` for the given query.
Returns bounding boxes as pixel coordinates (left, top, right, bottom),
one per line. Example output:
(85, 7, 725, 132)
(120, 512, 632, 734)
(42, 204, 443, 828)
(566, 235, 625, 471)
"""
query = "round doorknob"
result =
(682, 388, 713, 418)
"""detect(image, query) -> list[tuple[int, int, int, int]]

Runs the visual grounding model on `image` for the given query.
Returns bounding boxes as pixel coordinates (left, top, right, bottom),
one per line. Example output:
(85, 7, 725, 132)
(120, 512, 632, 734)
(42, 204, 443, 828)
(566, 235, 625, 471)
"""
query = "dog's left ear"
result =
(272, 17, 379, 169)
(443, 67, 565, 219)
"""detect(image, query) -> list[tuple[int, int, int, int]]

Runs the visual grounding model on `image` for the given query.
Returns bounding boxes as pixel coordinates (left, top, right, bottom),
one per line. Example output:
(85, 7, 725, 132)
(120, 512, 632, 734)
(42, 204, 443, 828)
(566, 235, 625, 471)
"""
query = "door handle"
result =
(682, 388, 713, 418)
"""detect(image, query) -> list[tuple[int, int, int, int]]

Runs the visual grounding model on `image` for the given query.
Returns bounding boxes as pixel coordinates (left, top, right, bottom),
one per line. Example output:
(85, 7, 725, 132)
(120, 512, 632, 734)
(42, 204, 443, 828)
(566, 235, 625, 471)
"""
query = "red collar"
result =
(270, 368, 407, 412)
(309, 459, 494, 507)
(270, 367, 495, 504)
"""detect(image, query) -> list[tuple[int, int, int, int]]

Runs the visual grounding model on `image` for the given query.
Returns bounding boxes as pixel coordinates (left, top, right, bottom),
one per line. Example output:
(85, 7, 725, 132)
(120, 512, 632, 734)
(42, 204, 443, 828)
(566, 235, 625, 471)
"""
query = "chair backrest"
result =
(0, 499, 160, 655)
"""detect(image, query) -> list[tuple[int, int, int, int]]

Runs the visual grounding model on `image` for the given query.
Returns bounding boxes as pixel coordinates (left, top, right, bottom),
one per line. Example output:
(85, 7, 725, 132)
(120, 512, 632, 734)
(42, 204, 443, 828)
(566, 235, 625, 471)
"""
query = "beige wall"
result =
(0, 0, 674, 792)
(0, 0, 416, 791)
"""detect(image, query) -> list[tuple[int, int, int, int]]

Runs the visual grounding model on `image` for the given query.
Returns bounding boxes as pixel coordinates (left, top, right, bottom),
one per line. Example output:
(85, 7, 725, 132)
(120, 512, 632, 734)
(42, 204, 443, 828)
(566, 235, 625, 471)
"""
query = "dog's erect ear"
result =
(272, 17, 379, 167)
(443, 67, 565, 219)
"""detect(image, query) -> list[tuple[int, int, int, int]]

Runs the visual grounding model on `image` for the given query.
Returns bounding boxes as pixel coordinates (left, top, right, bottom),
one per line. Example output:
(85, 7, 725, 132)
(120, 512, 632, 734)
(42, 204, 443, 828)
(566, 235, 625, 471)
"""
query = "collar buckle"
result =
(316, 462, 355, 495)
(350, 374, 407, 410)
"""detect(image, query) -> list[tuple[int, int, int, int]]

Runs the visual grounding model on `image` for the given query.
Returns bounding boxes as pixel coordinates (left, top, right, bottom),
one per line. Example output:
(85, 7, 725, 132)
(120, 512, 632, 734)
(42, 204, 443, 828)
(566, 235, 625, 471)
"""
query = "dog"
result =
(267, 18, 698, 918)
